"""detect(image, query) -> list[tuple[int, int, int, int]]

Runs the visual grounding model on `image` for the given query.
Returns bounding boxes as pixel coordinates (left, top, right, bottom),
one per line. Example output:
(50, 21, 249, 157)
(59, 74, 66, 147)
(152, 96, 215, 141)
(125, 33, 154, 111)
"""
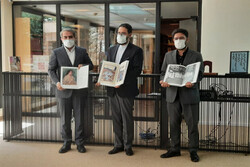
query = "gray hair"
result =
(60, 28, 76, 38)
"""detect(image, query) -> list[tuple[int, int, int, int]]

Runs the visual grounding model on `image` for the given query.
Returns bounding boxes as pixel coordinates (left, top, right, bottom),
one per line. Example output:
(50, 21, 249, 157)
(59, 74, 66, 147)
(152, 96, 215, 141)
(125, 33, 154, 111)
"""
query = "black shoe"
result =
(59, 144, 71, 153)
(77, 145, 86, 153)
(125, 148, 134, 156)
(190, 151, 199, 162)
(108, 147, 124, 154)
(160, 150, 181, 158)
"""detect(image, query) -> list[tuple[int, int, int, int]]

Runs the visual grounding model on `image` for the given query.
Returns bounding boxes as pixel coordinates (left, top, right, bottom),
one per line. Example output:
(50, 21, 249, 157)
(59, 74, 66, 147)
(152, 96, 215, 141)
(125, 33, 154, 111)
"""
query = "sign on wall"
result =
(230, 51, 249, 73)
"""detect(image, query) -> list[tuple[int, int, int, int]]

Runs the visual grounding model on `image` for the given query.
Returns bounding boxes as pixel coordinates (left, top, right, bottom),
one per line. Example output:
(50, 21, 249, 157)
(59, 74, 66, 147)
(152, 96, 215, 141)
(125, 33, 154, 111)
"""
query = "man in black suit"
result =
(48, 28, 93, 153)
(160, 28, 204, 162)
(97, 23, 143, 156)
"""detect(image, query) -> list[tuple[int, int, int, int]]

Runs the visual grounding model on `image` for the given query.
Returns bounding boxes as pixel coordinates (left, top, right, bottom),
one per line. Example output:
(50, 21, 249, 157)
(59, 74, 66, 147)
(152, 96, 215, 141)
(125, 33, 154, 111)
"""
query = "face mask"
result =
(117, 34, 127, 45)
(174, 39, 186, 50)
(63, 39, 75, 48)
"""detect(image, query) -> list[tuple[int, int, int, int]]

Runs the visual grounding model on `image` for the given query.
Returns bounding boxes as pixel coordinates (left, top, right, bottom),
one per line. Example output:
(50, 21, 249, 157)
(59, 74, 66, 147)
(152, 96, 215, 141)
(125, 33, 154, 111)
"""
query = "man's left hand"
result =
(185, 82, 193, 88)
(78, 64, 83, 69)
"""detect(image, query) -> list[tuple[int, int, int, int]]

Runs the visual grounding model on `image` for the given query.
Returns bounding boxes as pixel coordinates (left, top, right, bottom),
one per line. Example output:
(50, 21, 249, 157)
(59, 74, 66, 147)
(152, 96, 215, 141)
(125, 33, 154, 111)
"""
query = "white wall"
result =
(201, 0, 250, 74)
(1, 0, 13, 71)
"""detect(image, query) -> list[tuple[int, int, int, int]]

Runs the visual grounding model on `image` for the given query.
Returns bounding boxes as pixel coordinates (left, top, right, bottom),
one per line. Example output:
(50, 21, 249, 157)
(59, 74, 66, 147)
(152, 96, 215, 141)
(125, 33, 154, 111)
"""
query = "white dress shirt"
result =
(64, 46, 76, 65)
(115, 44, 128, 64)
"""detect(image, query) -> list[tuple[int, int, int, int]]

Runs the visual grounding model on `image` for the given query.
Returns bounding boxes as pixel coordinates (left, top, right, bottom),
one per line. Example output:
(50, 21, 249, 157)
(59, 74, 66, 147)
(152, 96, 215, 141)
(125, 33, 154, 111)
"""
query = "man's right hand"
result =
(159, 80, 170, 88)
(95, 82, 101, 87)
(56, 82, 64, 91)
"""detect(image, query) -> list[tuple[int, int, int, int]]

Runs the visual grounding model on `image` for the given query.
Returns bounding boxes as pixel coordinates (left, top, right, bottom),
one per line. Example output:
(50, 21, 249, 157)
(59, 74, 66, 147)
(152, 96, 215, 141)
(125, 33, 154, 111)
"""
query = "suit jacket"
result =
(106, 43, 143, 97)
(48, 46, 93, 98)
(160, 49, 204, 104)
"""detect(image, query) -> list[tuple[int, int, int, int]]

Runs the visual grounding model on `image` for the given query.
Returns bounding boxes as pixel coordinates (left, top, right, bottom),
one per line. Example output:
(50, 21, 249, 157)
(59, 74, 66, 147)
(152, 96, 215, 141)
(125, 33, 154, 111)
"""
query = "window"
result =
(160, 2, 199, 66)
(61, 4, 105, 72)
(110, 3, 156, 74)
(14, 5, 57, 72)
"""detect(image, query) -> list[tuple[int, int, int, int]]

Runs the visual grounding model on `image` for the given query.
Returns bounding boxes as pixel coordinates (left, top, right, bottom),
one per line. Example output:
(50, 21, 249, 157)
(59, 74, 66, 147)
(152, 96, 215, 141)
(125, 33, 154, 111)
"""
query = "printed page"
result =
(77, 65, 89, 89)
(98, 61, 119, 87)
(115, 60, 129, 86)
(182, 62, 201, 85)
(61, 66, 79, 89)
(163, 64, 186, 87)
(32, 55, 49, 72)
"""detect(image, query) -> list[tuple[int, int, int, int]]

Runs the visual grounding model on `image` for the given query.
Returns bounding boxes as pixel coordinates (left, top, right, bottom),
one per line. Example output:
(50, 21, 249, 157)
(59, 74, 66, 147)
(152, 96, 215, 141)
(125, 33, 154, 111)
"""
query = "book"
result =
(98, 60, 129, 87)
(163, 62, 201, 87)
(10, 56, 21, 72)
(60, 65, 89, 89)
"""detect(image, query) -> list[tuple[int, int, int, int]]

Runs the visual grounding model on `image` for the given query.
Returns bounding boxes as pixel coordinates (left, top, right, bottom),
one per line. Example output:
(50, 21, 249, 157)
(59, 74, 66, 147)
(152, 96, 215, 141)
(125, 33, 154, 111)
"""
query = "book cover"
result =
(10, 56, 21, 72)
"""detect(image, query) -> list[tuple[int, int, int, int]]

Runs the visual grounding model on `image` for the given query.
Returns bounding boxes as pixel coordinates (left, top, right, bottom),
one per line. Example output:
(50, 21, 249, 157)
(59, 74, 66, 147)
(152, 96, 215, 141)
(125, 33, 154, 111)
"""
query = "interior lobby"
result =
(1, 0, 250, 167)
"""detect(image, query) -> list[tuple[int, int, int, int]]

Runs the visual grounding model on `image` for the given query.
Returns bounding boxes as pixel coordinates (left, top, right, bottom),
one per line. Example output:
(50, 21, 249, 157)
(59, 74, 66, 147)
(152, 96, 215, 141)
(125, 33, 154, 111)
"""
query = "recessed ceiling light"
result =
(76, 9, 90, 12)
(70, 24, 84, 29)
(142, 8, 155, 11)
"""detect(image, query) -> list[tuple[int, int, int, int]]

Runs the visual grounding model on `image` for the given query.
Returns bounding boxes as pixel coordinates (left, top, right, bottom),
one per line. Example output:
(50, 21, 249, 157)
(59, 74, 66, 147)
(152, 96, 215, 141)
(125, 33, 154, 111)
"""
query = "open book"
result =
(163, 62, 201, 87)
(98, 60, 129, 87)
(60, 65, 89, 89)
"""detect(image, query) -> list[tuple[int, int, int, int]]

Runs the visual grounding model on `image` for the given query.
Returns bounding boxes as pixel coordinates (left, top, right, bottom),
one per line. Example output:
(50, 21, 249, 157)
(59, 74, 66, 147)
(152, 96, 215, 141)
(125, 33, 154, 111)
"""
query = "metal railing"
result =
(2, 72, 250, 152)
(3, 72, 162, 147)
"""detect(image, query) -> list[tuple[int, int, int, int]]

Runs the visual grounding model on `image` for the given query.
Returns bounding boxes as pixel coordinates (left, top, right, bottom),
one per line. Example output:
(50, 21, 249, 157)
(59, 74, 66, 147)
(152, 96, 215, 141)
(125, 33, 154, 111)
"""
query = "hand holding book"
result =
(60, 65, 89, 89)
(97, 60, 129, 87)
(162, 62, 200, 87)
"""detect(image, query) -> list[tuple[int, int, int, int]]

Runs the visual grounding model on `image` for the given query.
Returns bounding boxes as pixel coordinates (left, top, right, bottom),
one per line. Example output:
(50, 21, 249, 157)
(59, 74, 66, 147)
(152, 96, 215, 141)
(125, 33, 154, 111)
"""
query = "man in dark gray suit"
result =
(160, 28, 204, 162)
(48, 28, 93, 153)
(97, 23, 143, 156)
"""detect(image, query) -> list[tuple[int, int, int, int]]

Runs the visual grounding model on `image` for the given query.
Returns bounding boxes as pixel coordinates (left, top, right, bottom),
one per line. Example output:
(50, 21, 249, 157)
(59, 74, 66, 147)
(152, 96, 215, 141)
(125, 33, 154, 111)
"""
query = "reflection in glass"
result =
(14, 5, 57, 72)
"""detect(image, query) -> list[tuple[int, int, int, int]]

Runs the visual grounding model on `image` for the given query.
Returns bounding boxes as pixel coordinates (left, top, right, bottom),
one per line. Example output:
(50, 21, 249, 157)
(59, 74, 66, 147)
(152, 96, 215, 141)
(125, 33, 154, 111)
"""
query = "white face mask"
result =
(117, 34, 127, 45)
(174, 39, 186, 50)
(63, 39, 75, 48)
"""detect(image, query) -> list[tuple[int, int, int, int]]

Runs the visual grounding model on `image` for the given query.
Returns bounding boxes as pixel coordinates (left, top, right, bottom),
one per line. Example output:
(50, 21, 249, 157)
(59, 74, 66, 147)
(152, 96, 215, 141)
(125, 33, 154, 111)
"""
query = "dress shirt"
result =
(115, 44, 128, 64)
(64, 45, 76, 65)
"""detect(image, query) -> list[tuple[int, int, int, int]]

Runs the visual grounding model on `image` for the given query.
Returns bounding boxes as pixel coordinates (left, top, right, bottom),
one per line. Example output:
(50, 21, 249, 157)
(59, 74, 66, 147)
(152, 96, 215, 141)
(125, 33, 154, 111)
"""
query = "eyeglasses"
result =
(174, 37, 186, 40)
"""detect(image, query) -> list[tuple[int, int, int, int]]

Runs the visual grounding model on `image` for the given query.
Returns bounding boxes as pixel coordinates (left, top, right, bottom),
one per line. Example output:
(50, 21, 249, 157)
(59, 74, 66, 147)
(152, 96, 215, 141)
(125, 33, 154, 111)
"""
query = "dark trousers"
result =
(109, 93, 134, 149)
(58, 94, 87, 146)
(167, 95, 199, 153)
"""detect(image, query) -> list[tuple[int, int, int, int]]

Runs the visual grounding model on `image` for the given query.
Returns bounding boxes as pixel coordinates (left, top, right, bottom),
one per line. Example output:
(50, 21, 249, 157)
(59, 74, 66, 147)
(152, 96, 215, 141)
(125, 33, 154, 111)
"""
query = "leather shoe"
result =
(108, 147, 124, 154)
(160, 150, 181, 158)
(59, 144, 71, 153)
(190, 151, 199, 162)
(125, 148, 134, 156)
(77, 145, 86, 153)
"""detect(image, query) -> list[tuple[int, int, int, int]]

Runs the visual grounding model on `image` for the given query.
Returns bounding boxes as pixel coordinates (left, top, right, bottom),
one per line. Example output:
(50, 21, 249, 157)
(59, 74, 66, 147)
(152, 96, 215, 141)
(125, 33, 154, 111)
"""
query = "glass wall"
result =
(13, 5, 57, 72)
(110, 3, 156, 74)
(61, 4, 105, 72)
(160, 2, 198, 66)
(13, 5, 58, 115)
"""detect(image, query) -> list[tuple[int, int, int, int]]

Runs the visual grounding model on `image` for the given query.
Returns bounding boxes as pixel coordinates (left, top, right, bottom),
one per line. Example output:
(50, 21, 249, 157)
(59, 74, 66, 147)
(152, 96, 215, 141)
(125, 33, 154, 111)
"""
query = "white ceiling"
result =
(21, 2, 197, 30)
